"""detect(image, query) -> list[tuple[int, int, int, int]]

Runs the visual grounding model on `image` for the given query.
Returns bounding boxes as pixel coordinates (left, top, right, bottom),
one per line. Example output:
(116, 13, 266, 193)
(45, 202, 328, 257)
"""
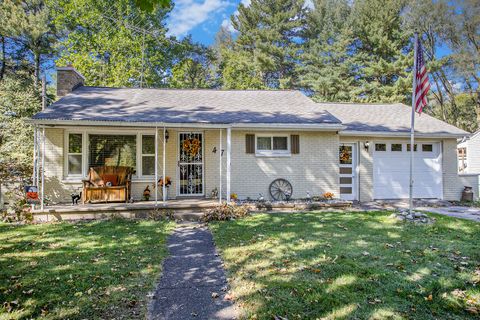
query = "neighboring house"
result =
(457, 131, 480, 174)
(29, 67, 478, 204)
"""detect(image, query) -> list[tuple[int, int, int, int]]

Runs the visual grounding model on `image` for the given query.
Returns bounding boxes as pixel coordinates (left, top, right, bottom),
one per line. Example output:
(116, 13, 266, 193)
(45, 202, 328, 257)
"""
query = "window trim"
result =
(64, 128, 157, 181)
(65, 132, 85, 178)
(139, 134, 156, 178)
(255, 134, 291, 157)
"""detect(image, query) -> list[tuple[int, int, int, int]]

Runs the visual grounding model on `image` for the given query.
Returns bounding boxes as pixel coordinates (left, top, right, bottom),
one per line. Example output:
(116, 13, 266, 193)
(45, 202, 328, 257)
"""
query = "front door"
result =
(339, 143, 357, 200)
(178, 132, 204, 196)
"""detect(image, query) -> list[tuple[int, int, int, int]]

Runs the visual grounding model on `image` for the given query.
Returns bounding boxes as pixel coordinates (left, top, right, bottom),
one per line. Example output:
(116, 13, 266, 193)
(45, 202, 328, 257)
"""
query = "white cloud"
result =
(240, 0, 251, 6)
(221, 18, 236, 32)
(168, 0, 230, 37)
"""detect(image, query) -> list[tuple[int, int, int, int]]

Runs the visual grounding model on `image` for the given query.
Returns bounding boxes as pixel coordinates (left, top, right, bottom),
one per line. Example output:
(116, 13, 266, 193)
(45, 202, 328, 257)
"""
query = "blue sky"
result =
(166, 0, 249, 45)
(166, 0, 453, 58)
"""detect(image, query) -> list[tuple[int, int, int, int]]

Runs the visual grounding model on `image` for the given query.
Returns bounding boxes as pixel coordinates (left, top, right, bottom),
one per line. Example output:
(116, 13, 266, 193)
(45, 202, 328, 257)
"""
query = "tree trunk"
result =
(0, 36, 5, 81)
(34, 51, 40, 88)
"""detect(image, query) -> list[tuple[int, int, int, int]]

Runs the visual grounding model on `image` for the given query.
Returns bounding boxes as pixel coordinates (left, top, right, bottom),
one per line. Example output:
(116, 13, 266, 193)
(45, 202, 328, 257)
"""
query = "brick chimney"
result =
(56, 65, 85, 97)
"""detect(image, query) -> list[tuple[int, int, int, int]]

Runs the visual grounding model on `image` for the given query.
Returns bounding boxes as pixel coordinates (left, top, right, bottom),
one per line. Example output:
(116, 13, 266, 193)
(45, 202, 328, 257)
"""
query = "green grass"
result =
(0, 219, 175, 320)
(210, 212, 480, 319)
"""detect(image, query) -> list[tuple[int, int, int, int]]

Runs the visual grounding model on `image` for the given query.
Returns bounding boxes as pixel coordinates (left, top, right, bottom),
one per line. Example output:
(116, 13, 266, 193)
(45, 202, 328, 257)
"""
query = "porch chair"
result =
(82, 166, 133, 204)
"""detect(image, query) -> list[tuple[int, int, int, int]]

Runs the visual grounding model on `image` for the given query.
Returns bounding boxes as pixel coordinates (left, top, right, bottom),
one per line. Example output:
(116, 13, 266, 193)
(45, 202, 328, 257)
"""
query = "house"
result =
(29, 66, 479, 206)
(457, 130, 480, 174)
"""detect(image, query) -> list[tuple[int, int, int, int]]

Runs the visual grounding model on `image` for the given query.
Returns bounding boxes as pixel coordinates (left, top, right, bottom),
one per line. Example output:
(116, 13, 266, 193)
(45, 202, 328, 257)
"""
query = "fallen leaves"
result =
(368, 298, 382, 305)
(3, 300, 19, 313)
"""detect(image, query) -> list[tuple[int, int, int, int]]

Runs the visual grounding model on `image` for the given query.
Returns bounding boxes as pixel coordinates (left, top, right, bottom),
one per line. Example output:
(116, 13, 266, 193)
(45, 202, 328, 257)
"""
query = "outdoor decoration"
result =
(182, 137, 201, 157)
(322, 192, 334, 200)
(339, 146, 350, 162)
(211, 187, 218, 199)
(230, 193, 238, 201)
(25, 186, 40, 204)
(156, 176, 172, 188)
(269, 178, 293, 201)
(71, 192, 81, 205)
(143, 185, 151, 201)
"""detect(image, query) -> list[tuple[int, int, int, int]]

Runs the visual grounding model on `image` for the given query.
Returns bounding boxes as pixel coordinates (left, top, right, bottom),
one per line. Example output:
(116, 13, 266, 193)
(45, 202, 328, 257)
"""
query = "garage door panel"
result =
(373, 142, 442, 199)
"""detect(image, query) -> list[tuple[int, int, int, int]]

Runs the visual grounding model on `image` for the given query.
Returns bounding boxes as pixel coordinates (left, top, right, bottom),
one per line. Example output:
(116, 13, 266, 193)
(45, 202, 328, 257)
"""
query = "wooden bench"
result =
(82, 166, 133, 204)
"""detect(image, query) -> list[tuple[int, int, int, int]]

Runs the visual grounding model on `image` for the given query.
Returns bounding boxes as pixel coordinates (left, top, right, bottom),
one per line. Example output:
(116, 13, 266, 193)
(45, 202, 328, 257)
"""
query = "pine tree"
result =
(297, 0, 356, 101)
(349, 0, 411, 103)
(231, 0, 306, 88)
(1, 0, 57, 87)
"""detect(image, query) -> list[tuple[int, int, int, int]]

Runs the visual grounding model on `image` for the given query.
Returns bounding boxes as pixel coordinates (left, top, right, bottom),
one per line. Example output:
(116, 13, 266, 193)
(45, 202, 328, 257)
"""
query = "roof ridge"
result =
(80, 86, 301, 93)
(317, 101, 404, 106)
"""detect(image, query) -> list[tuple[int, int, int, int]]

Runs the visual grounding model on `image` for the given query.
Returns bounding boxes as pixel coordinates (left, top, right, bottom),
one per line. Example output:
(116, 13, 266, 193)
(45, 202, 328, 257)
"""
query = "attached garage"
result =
(373, 142, 442, 199)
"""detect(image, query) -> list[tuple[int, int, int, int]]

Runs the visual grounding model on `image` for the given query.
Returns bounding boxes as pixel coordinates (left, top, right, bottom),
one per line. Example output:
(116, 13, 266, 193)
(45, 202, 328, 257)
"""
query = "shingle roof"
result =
(32, 86, 341, 125)
(321, 102, 468, 136)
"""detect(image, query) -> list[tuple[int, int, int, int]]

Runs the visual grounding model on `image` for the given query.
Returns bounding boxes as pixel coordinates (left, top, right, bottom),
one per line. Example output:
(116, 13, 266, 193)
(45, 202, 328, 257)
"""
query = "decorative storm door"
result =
(178, 132, 204, 196)
(339, 143, 356, 200)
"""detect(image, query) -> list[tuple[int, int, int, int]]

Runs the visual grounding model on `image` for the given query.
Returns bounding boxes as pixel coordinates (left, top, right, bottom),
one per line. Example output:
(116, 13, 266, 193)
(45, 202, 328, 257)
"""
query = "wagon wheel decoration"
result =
(269, 178, 293, 201)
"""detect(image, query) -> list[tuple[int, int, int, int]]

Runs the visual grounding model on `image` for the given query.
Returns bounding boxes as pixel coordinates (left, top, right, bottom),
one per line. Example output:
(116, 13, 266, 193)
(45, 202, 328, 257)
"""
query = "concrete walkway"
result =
(148, 223, 238, 320)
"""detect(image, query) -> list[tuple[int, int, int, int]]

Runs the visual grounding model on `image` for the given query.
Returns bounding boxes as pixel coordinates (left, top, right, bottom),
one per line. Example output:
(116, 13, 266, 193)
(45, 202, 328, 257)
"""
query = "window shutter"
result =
(246, 134, 255, 154)
(291, 135, 300, 154)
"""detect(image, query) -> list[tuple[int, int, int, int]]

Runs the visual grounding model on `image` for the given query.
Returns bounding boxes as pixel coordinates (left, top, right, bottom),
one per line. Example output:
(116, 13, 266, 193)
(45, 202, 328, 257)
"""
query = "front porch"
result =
(32, 199, 219, 222)
(32, 125, 233, 208)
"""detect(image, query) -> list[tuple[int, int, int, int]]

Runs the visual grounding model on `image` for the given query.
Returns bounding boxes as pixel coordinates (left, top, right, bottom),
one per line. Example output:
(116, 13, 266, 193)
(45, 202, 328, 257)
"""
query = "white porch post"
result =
(219, 129, 222, 203)
(155, 126, 158, 206)
(40, 127, 45, 211)
(32, 127, 37, 185)
(162, 126, 167, 205)
(226, 127, 231, 202)
(36, 128, 40, 188)
(32, 127, 37, 210)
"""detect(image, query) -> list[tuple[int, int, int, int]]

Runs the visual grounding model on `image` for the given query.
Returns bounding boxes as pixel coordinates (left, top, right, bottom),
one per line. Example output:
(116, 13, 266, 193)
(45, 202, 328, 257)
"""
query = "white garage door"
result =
(373, 142, 442, 199)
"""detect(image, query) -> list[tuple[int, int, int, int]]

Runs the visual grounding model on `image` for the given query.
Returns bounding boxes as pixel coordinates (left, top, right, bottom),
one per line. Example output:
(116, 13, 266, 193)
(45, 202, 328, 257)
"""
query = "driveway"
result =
(416, 206, 480, 222)
(357, 200, 480, 222)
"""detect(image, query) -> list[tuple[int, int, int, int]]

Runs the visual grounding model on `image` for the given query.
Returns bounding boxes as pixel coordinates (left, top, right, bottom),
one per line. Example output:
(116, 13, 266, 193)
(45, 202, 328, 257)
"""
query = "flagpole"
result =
(409, 33, 418, 215)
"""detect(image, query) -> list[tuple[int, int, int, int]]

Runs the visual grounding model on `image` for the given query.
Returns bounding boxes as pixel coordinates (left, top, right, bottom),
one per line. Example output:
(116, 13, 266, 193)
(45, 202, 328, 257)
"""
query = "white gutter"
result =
(339, 130, 468, 139)
(27, 119, 344, 131)
(230, 123, 344, 131)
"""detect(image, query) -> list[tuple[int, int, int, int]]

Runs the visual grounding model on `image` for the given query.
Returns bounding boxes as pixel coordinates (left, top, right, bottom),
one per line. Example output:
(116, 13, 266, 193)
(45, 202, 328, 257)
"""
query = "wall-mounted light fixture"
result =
(364, 141, 370, 151)
(165, 130, 170, 143)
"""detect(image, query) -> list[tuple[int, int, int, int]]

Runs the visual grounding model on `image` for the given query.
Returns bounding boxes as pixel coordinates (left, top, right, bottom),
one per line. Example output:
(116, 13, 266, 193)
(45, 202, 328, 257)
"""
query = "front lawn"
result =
(0, 219, 174, 320)
(210, 212, 480, 319)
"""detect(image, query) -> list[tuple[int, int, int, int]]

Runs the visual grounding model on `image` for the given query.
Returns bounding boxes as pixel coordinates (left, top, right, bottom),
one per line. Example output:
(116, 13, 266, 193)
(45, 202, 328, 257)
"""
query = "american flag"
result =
(414, 37, 431, 114)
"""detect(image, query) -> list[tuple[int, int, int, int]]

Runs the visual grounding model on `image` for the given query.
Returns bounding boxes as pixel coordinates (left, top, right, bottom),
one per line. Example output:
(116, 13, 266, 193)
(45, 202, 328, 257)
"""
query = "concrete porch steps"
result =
(32, 199, 218, 222)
